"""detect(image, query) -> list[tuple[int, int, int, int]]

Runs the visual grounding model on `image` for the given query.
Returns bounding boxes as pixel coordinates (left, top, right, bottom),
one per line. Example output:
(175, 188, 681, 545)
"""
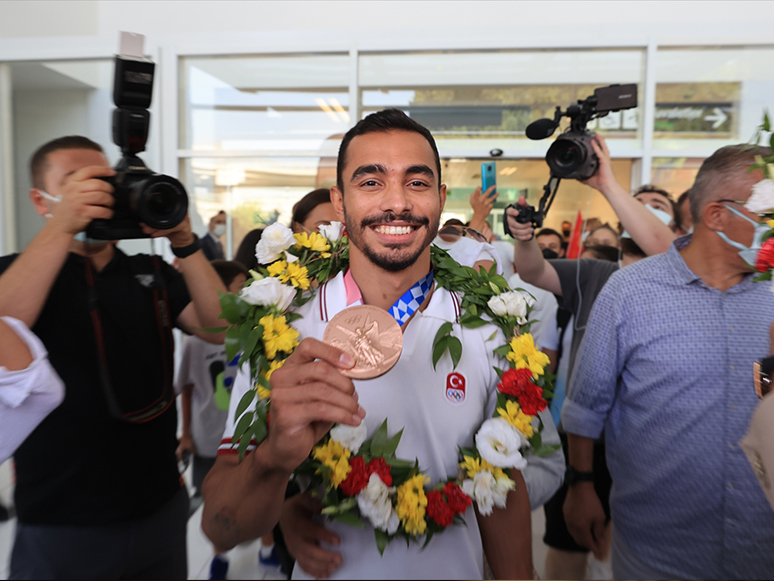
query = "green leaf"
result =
(375, 528, 389, 556)
(422, 529, 435, 550)
(225, 325, 241, 362)
(253, 419, 268, 445)
(384, 428, 404, 457)
(235, 389, 256, 419)
(493, 366, 505, 379)
(448, 336, 462, 370)
(219, 293, 241, 324)
(242, 327, 262, 363)
(493, 344, 512, 357)
(237, 423, 255, 460)
(459, 312, 489, 328)
(370, 419, 389, 457)
(533, 443, 562, 458)
(385, 457, 416, 469)
(330, 510, 365, 527)
(432, 336, 448, 370)
(486, 330, 499, 342)
(233, 411, 253, 446)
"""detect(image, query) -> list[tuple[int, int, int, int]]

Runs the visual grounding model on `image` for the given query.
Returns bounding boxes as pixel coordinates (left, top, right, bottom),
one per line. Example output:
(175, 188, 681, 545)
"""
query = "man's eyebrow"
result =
(350, 164, 387, 181)
(404, 165, 435, 180)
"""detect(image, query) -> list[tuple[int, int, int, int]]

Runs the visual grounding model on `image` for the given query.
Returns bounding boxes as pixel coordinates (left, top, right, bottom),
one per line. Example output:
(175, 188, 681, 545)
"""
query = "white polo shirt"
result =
(222, 271, 510, 579)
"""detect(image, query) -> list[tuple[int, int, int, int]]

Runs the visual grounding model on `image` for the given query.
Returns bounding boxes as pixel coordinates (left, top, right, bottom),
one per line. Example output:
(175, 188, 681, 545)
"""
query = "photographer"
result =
(506, 134, 674, 580)
(0, 136, 226, 579)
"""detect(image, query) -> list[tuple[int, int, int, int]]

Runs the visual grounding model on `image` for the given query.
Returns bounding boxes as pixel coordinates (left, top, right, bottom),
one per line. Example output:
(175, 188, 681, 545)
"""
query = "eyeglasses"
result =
(438, 225, 489, 244)
(717, 199, 747, 205)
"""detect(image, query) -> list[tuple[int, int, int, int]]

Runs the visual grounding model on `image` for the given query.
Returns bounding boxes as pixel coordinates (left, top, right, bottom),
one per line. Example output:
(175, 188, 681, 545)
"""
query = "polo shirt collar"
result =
(668, 233, 756, 293)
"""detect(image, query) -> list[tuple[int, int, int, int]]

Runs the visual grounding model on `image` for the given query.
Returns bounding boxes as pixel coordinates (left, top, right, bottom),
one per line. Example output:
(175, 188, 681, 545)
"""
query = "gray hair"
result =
(690, 144, 772, 223)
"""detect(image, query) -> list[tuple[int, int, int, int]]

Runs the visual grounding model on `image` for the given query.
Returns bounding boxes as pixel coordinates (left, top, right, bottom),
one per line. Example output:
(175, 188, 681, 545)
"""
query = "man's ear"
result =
(330, 186, 345, 222)
(29, 189, 49, 217)
(703, 201, 727, 232)
(439, 183, 447, 211)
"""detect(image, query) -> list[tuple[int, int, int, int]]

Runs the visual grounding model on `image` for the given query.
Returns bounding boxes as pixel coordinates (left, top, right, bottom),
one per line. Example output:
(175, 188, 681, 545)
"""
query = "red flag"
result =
(566, 210, 584, 259)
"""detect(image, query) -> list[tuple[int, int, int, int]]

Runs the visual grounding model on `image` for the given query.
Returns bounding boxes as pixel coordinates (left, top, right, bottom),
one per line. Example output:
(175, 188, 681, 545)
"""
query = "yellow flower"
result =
(256, 385, 272, 400)
(267, 260, 287, 278)
(506, 333, 550, 378)
(263, 359, 285, 382)
(396, 473, 429, 535)
(312, 439, 352, 487)
(281, 262, 310, 290)
(259, 314, 300, 360)
(294, 232, 331, 256)
(497, 400, 534, 438)
(767, 219, 774, 229)
(459, 455, 508, 481)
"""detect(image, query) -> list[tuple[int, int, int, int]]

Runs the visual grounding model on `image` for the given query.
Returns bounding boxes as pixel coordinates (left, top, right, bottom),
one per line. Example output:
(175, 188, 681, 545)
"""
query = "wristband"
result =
(171, 234, 201, 258)
(565, 465, 594, 486)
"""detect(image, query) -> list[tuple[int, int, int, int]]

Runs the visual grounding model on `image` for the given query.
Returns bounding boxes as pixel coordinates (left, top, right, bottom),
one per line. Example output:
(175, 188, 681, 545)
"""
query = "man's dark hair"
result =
(291, 188, 331, 230)
(587, 224, 620, 241)
(234, 228, 264, 271)
(620, 237, 647, 260)
(210, 259, 249, 289)
(690, 144, 773, 223)
(674, 189, 692, 231)
(634, 184, 673, 201)
(336, 109, 441, 192)
(536, 228, 563, 247)
(30, 135, 103, 190)
(583, 244, 620, 262)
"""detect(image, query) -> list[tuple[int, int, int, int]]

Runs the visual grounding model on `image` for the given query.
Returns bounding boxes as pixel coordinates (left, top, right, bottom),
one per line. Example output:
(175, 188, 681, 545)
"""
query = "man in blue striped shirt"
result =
(562, 144, 774, 579)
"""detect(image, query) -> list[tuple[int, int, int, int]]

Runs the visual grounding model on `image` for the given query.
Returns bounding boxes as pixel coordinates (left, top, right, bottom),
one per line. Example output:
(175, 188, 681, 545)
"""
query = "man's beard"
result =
(344, 209, 439, 272)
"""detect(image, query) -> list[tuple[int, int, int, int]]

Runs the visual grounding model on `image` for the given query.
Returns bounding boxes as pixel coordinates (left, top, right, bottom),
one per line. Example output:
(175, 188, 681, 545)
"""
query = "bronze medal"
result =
(323, 305, 403, 379)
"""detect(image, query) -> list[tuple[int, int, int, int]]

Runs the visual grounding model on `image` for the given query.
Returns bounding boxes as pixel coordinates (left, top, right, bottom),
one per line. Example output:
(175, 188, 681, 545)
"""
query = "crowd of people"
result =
(0, 107, 772, 581)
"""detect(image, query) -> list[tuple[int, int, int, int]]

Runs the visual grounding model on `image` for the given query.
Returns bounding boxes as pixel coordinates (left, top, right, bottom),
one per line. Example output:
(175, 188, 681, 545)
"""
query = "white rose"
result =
(746, 179, 774, 215)
(239, 277, 296, 311)
(256, 223, 297, 264)
(475, 418, 529, 470)
(329, 422, 368, 454)
(487, 291, 530, 323)
(462, 471, 496, 516)
(357, 473, 399, 533)
(319, 221, 345, 242)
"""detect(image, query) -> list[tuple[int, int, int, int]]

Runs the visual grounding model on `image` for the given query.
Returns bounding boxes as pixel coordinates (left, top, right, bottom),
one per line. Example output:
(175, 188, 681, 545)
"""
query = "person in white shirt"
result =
(201, 109, 535, 579)
(0, 316, 64, 464)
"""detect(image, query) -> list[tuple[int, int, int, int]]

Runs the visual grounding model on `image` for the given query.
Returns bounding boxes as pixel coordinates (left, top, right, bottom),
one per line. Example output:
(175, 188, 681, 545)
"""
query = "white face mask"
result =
(38, 189, 61, 218)
(716, 204, 769, 266)
(621, 204, 674, 239)
(213, 224, 226, 237)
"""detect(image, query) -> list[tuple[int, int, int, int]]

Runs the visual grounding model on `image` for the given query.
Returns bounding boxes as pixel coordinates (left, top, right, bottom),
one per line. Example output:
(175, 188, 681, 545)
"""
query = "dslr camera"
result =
(503, 84, 637, 234)
(87, 46, 188, 240)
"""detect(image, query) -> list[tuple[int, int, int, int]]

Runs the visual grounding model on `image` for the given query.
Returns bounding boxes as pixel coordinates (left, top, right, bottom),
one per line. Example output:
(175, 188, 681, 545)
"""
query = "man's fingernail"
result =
(357, 406, 366, 418)
(339, 353, 354, 367)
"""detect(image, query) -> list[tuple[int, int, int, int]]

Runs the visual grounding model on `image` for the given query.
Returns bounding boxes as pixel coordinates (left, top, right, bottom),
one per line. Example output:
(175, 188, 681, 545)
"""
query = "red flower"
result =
(426, 490, 454, 527)
(442, 481, 472, 515)
(497, 368, 547, 415)
(756, 237, 774, 273)
(367, 457, 392, 487)
(497, 368, 534, 398)
(340, 456, 369, 496)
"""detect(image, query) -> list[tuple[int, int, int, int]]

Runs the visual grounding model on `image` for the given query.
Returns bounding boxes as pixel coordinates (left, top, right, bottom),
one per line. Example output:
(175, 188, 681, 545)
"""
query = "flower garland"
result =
(218, 221, 557, 554)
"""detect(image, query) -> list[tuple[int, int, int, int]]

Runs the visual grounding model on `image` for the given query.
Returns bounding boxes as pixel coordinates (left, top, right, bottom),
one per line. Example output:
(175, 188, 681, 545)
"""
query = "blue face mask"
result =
(716, 204, 769, 266)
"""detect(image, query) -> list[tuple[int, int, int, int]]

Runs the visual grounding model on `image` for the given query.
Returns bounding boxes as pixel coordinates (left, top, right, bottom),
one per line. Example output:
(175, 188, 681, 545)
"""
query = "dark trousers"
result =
(10, 486, 189, 580)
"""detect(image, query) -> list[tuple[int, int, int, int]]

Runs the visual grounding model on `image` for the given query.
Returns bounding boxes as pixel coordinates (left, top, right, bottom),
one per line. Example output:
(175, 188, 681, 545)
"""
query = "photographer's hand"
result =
(580, 135, 675, 256)
(468, 186, 499, 236)
(508, 196, 563, 296)
(47, 165, 116, 237)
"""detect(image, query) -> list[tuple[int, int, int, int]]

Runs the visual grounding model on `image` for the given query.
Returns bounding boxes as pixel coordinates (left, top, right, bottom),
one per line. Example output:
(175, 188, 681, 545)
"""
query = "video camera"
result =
(87, 33, 188, 240)
(503, 84, 637, 235)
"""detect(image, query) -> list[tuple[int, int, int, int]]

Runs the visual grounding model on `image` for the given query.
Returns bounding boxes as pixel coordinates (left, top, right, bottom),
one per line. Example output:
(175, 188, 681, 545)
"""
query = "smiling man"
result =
(202, 109, 535, 579)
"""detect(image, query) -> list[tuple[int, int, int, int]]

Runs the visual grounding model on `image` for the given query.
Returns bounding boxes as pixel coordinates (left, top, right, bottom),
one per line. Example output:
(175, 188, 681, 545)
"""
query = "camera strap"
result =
(84, 252, 175, 424)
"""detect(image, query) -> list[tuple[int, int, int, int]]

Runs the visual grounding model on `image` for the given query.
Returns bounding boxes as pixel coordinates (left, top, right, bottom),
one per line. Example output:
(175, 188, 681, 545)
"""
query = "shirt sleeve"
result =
(529, 292, 559, 352)
(218, 363, 259, 456)
(560, 271, 627, 439)
(0, 317, 65, 464)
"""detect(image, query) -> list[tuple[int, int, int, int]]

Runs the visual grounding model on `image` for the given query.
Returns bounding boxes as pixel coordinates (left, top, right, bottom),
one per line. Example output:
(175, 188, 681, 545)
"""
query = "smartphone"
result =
(481, 162, 497, 197)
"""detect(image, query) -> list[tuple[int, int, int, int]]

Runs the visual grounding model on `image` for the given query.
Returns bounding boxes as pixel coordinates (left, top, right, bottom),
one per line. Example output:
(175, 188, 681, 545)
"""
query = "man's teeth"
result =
(375, 225, 413, 235)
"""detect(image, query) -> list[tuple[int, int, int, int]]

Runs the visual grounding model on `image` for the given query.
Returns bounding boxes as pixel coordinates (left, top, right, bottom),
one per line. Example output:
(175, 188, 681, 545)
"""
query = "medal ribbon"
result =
(389, 270, 434, 325)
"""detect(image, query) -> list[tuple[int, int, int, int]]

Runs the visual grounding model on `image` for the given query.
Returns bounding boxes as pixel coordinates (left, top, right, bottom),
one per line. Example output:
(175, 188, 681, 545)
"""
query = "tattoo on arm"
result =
(212, 507, 242, 536)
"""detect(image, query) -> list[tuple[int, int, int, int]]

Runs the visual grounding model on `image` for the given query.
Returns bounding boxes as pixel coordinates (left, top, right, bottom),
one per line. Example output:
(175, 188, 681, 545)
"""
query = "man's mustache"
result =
(360, 212, 430, 229)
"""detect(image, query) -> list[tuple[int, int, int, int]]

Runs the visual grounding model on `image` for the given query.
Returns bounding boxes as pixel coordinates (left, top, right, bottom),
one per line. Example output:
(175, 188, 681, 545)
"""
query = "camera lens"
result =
(550, 139, 585, 170)
(546, 133, 598, 180)
(133, 174, 189, 230)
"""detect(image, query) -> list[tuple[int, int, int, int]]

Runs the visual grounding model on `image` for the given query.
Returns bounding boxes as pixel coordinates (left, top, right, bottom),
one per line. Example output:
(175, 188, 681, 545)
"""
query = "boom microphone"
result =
(525, 118, 558, 140)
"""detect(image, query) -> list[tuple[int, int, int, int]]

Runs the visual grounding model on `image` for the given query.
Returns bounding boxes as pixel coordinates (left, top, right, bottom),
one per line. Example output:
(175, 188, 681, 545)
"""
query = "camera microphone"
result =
(525, 118, 558, 140)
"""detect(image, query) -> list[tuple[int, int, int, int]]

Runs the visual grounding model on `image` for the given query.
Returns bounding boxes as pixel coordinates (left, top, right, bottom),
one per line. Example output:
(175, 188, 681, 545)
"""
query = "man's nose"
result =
(380, 181, 411, 215)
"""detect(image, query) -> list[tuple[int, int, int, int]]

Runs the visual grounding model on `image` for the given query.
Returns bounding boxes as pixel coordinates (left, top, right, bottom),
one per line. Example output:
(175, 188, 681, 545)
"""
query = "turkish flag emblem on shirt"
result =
(446, 372, 466, 404)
